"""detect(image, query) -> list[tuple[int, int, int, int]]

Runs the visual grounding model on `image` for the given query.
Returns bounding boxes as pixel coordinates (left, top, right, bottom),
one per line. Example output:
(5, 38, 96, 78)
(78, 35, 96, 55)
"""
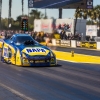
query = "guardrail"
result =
(51, 39, 100, 50)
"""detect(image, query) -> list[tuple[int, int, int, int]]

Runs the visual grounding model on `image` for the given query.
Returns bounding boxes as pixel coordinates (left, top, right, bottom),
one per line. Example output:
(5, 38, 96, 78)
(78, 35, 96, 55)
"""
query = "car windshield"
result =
(16, 36, 35, 44)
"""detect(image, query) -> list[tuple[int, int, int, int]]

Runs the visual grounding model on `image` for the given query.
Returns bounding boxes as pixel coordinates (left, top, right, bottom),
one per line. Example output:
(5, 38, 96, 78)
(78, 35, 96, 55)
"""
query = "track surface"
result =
(0, 60, 100, 100)
(49, 46, 100, 56)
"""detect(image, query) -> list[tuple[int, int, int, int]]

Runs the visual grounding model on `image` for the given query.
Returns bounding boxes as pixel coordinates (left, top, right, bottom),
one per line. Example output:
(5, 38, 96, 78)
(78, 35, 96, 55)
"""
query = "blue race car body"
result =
(0, 34, 56, 66)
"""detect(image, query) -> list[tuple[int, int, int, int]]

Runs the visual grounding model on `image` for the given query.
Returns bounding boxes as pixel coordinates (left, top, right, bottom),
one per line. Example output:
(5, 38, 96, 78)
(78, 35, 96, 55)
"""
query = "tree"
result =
(30, 9, 45, 19)
(29, 9, 45, 25)
(16, 15, 28, 30)
(16, 15, 28, 22)
(74, 5, 100, 36)
(74, 7, 80, 35)
(0, 0, 2, 29)
(21, 0, 24, 15)
(74, 5, 100, 23)
(94, 5, 100, 29)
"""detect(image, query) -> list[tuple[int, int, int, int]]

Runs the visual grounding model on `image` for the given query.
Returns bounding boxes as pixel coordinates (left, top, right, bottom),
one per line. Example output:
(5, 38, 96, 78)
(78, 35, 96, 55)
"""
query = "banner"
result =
(34, 19, 54, 33)
(81, 41, 97, 49)
(81, 42, 89, 48)
(32, 0, 86, 8)
(86, 25, 97, 36)
(76, 41, 81, 47)
(56, 39, 61, 45)
(56, 19, 73, 35)
(60, 40, 70, 46)
(28, 0, 34, 8)
(88, 42, 97, 49)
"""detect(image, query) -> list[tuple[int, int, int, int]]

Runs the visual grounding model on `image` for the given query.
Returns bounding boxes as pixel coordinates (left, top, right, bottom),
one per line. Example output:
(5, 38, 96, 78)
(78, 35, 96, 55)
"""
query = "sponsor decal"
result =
(3, 48, 8, 58)
(35, 60, 45, 63)
(76, 41, 81, 47)
(26, 48, 46, 53)
(60, 40, 70, 46)
(28, 0, 34, 8)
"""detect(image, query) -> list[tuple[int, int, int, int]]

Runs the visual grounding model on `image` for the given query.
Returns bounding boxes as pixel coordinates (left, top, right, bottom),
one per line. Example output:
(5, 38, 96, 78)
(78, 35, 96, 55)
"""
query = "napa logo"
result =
(26, 48, 46, 53)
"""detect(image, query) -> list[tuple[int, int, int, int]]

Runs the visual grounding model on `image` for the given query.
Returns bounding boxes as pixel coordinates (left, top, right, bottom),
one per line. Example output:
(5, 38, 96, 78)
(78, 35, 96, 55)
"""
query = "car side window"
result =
(10, 37, 13, 41)
(10, 36, 16, 43)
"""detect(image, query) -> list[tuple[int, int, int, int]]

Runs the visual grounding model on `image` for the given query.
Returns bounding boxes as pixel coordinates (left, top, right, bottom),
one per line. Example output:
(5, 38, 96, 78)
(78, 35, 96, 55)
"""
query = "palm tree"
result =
(74, 6, 100, 35)
(30, 9, 44, 19)
(74, 7, 80, 35)
(29, 9, 45, 25)
(74, 5, 100, 22)
(94, 5, 100, 29)
(0, 0, 2, 29)
(8, 0, 12, 28)
(22, 0, 24, 16)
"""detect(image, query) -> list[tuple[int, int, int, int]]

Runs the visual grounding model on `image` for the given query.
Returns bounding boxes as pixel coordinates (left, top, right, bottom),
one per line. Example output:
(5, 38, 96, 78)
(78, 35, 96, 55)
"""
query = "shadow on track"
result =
(22, 64, 62, 68)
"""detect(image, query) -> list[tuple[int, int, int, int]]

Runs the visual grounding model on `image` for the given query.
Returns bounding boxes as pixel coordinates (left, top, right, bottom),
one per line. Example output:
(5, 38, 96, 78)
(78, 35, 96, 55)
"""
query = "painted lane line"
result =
(27, 68, 100, 93)
(53, 50, 100, 57)
(0, 83, 35, 100)
(57, 58, 100, 64)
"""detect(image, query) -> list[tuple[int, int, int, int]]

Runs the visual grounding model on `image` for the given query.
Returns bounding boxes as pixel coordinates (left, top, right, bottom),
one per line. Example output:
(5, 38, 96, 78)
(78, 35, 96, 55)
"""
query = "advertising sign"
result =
(31, 0, 86, 8)
(81, 41, 89, 48)
(86, 25, 97, 37)
(76, 41, 81, 47)
(87, 0, 93, 9)
(34, 19, 54, 33)
(56, 19, 74, 34)
(28, 0, 34, 8)
(60, 40, 70, 46)
(56, 39, 61, 45)
(81, 41, 97, 49)
(89, 42, 97, 49)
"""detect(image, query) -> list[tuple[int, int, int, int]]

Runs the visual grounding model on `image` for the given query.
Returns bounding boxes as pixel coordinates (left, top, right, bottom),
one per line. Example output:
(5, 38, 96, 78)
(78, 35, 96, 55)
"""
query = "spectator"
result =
(58, 24, 62, 29)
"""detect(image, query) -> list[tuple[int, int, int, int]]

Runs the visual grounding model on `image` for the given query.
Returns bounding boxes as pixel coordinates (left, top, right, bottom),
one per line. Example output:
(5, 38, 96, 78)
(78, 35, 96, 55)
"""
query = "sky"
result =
(1, 0, 100, 20)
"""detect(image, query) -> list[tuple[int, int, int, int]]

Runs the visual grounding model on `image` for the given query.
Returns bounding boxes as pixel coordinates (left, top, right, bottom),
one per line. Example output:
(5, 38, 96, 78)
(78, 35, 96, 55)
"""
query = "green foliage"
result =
(0, 9, 46, 30)
(74, 5, 100, 25)
(86, 20, 95, 25)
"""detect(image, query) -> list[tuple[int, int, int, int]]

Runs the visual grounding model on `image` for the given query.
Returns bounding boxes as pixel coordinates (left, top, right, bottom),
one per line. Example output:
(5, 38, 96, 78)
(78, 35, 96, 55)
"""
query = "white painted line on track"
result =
(53, 50, 99, 57)
(57, 58, 78, 63)
(57, 58, 100, 65)
(0, 83, 35, 100)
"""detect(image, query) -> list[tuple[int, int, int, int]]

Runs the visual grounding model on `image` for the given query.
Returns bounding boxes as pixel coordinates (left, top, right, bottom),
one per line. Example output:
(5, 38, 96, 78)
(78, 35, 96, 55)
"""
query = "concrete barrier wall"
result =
(51, 39, 100, 50)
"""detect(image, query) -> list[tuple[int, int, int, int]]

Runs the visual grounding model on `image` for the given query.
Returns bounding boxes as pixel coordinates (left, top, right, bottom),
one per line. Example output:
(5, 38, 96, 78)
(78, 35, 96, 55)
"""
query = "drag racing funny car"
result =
(0, 34, 56, 66)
